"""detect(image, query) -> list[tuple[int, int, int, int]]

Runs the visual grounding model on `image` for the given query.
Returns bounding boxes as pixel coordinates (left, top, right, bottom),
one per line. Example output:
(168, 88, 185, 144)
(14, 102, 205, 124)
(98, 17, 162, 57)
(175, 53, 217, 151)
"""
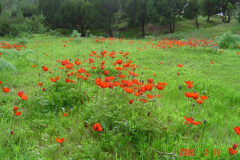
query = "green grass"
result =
(0, 33, 240, 160)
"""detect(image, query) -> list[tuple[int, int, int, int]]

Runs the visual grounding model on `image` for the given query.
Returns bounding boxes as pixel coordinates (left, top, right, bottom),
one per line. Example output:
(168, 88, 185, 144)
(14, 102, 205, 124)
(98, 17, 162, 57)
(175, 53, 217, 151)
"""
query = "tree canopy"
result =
(0, 0, 240, 37)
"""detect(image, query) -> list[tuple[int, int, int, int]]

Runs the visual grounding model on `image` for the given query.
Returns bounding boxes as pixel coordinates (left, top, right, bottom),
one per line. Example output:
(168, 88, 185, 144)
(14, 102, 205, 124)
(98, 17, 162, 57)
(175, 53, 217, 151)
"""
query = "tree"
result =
(126, 0, 158, 36)
(0, 2, 2, 15)
(200, 0, 220, 22)
(218, 0, 237, 23)
(184, 0, 200, 29)
(157, 0, 187, 33)
(90, 0, 120, 37)
(56, 0, 96, 36)
(38, 0, 63, 28)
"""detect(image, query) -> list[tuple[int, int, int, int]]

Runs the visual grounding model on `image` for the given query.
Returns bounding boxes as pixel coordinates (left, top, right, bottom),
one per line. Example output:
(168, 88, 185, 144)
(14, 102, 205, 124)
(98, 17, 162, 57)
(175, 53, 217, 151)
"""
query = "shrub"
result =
(0, 59, 17, 72)
(16, 37, 29, 45)
(72, 30, 83, 43)
(31, 82, 89, 113)
(215, 31, 236, 49)
(58, 28, 72, 35)
(49, 29, 61, 36)
(0, 11, 46, 37)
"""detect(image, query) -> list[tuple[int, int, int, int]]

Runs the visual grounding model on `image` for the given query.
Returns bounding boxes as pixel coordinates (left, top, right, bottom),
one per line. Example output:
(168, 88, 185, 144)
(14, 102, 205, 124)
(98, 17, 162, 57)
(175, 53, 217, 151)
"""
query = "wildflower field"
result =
(0, 34, 240, 160)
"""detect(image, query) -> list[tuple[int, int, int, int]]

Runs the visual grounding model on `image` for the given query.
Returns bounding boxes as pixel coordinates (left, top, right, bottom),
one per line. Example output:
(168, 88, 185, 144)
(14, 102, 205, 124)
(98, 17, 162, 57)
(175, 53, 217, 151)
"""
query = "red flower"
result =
(178, 64, 184, 67)
(42, 66, 49, 71)
(196, 99, 203, 104)
(18, 91, 24, 97)
(63, 113, 68, 117)
(0, 81, 1, 85)
(185, 92, 191, 98)
(145, 83, 154, 91)
(38, 82, 43, 86)
(93, 123, 102, 132)
(15, 111, 21, 116)
(119, 74, 125, 78)
(125, 88, 134, 93)
(210, 61, 214, 64)
(32, 65, 36, 68)
(147, 94, 154, 99)
(14, 107, 18, 111)
(184, 117, 201, 125)
(234, 126, 240, 135)
(3, 87, 10, 93)
(104, 70, 109, 76)
(56, 138, 64, 143)
(65, 79, 70, 83)
(129, 99, 133, 104)
(200, 95, 208, 100)
(91, 66, 96, 69)
(187, 84, 193, 88)
(108, 83, 113, 89)
(147, 79, 153, 83)
(104, 77, 111, 82)
(185, 80, 193, 86)
(99, 81, 108, 88)
(156, 85, 164, 90)
(233, 143, 238, 149)
(21, 95, 28, 101)
(192, 93, 198, 99)
(229, 147, 237, 155)
(75, 61, 81, 65)
(134, 91, 142, 96)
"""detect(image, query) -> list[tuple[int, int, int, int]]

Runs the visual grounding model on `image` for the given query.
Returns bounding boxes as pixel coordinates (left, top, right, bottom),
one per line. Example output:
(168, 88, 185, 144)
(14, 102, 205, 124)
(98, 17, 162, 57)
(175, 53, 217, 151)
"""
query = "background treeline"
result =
(0, 0, 240, 37)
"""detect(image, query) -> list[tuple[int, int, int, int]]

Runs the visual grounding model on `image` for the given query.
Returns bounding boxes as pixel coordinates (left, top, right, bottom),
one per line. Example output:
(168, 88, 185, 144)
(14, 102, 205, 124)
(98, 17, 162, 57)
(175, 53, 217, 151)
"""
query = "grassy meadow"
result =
(1, 25, 240, 160)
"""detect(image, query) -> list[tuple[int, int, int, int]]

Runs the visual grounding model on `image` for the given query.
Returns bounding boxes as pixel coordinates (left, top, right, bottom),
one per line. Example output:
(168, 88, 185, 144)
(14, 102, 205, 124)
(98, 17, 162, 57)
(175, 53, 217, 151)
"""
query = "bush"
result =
(58, 28, 72, 35)
(49, 29, 61, 36)
(72, 30, 83, 43)
(0, 59, 17, 72)
(0, 11, 46, 37)
(215, 31, 236, 49)
(16, 37, 29, 45)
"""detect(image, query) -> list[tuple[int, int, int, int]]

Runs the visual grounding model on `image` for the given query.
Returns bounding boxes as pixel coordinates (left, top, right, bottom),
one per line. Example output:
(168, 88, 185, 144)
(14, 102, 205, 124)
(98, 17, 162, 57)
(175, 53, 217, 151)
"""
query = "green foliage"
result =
(215, 31, 236, 49)
(72, 30, 83, 42)
(0, 2, 2, 14)
(0, 59, 16, 72)
(31, 82, 88, 113)
(38, 0, 63, 28)
(16, 37, 29, 45)
(200, 0, 220, 21)
(218, 1, 237, 23)
(72, 30, 81, 38)
(49, 29, 61, 36)
(0, 11, 46, 37)
(125, 0, 157, 36)
(1, 33, 240, 159)
(57, 28, 72, 35)
(157, 0, 188, 33)
(184, 0, 199, 20)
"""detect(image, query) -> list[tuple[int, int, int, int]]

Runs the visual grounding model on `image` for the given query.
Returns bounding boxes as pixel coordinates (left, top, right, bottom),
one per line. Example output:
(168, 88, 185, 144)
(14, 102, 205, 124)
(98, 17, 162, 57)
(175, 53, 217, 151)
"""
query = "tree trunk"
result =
(142, 20, 145, 36)
(207, 15, 210, 23)
(195, 16, 198, 29)
(80, 23, 85, 37)
(169, 23, 175, 33)
(227, 15, 231, 23)
(108, 5, 113, 38)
